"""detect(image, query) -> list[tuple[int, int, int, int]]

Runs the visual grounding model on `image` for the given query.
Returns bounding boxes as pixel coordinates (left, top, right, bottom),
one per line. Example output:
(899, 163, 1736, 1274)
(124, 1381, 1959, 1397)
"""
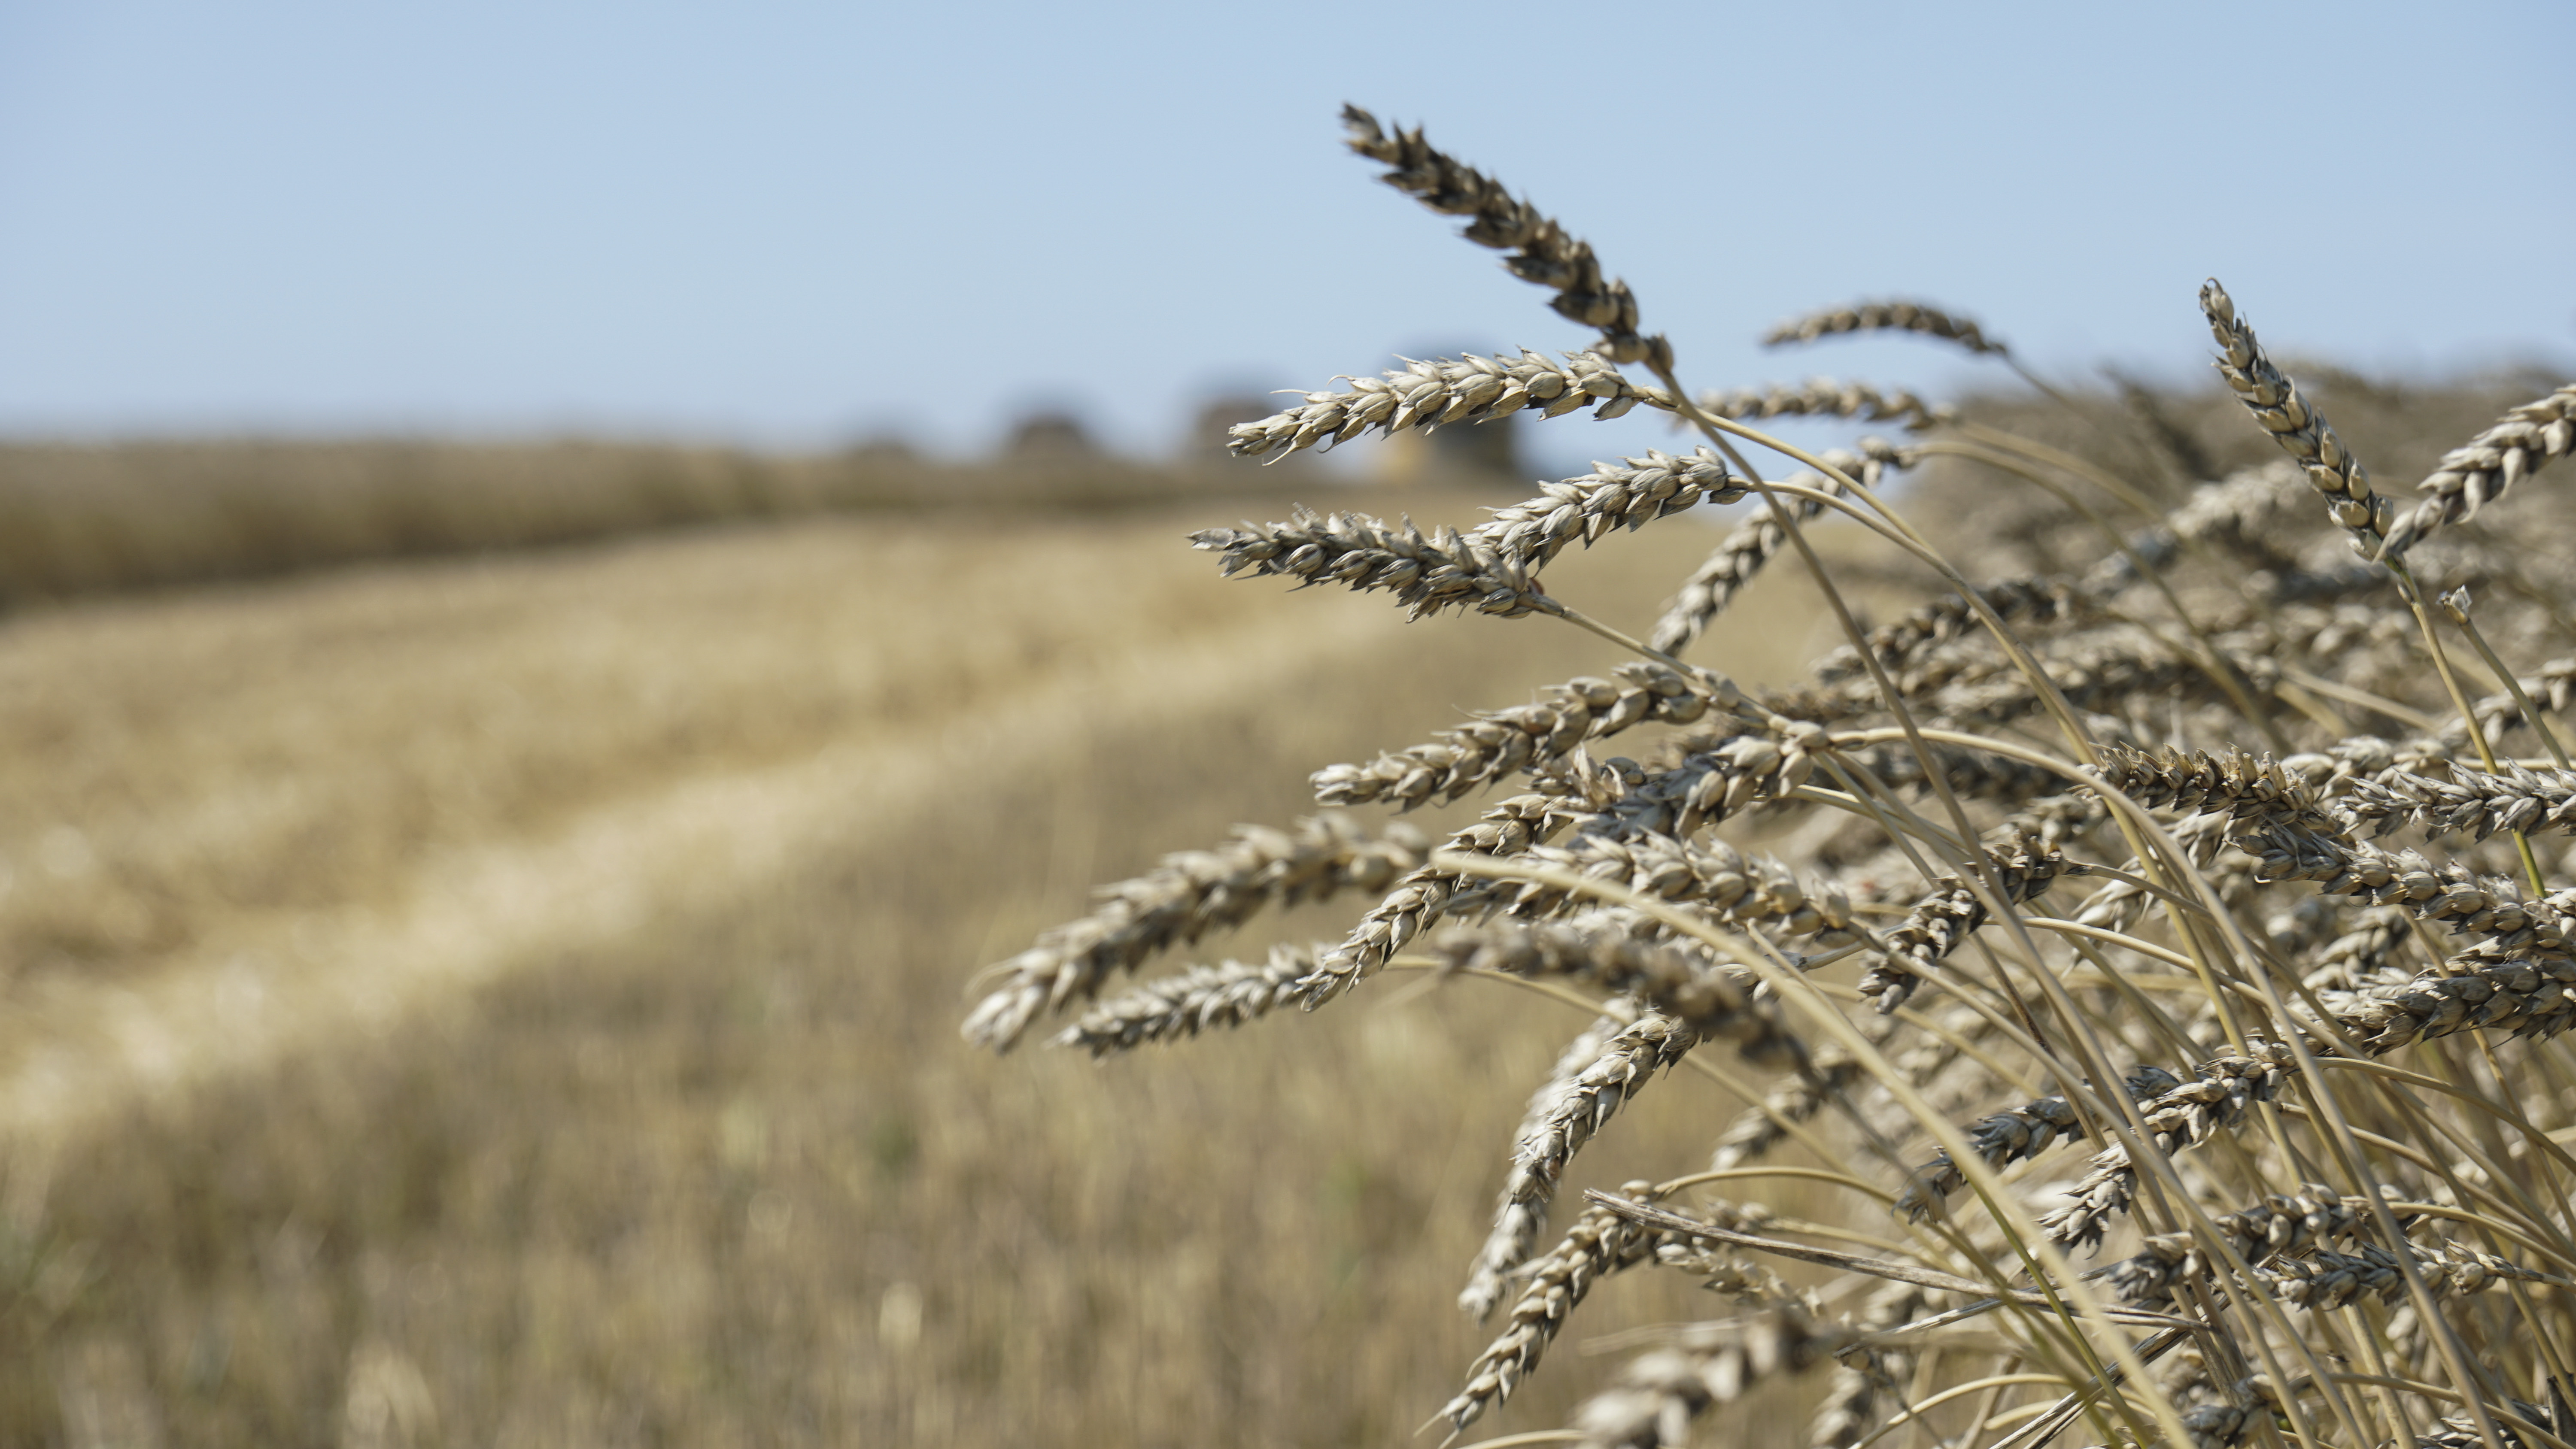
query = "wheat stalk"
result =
(967, 104, 2576, 1449)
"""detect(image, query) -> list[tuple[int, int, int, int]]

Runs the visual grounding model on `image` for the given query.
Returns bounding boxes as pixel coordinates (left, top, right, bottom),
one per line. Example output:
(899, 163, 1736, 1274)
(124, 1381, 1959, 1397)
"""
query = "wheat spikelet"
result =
(1494, 833, 1862, 951)
(1426, 920, 1798, 1062)
(1295, 794, 1565, 1007)
(1808, 1282, 1927, 1449)
(1224, 363, 1945, 467)
(1440, 1184, 1777, 1434)
(2417, 1403, 2559, 1449)
(1696, 379, 1954, 431)
(1048, 943, 1325, 1056)
(1312, 662, 1718, 812)
(1475, 448, 1746, 570)
(2040, 1044, 2302, 1250)
(2106, 1185, 2397, 1306)
(2265, 1241, 2568, 1310)
(1341, 103, 1659, 364)
(1225, 349, 1661, 461)
(1460, 1004, 1650, 1320)
(1563, 1306, 1858, 1449)
(2199, 279, 2394, 558)
(2344, 762, 2576, 841)
(1762, 299, 2008, 358)
(2385, 385, 2576, 557)
(1190, 506, 1551, 620)
(2087, 461, 2310, 594)
(961, 815, 1428, 1049)
(1818, 577, 2102, 689)
(1709, 1048, 1876, 1177)
(1459, 1005, 1693, 1322)
(1893, 1064, 2183, 1220)
(1855, 828, 2088, 1012)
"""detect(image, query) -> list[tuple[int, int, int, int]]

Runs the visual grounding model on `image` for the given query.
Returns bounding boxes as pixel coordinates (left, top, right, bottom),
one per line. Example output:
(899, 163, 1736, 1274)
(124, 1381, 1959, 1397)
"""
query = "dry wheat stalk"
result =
(971, 104, 2576, 1449)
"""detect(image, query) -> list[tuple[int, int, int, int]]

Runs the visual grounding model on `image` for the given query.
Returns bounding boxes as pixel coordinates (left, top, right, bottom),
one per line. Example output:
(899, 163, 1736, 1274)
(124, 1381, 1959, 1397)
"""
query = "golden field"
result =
(0, 482, 1833, 1447)
(7, 367, 2556, 1448)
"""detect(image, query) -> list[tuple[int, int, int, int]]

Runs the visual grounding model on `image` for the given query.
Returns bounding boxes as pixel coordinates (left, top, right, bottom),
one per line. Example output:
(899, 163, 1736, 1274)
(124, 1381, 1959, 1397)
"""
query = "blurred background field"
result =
(0, 363, 2561, 1447)
(0, 458, 1842, 1447)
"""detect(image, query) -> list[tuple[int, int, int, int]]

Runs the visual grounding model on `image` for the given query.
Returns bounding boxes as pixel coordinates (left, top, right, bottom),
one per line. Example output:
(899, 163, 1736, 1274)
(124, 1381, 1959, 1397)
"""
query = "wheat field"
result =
(6, 101, 2568, 1444)
(0, 486, 1841, 1446)
(3, 352, 2563, 1447)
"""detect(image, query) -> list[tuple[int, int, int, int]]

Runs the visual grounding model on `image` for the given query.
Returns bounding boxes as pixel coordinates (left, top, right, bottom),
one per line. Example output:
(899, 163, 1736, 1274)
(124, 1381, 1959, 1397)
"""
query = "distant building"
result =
(1003, 411, 1101, 461)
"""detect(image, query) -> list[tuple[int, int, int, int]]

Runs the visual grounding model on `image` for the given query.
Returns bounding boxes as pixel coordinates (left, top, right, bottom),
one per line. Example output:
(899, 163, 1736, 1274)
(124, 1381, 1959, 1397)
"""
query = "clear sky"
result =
(3, 0, 2570, 468)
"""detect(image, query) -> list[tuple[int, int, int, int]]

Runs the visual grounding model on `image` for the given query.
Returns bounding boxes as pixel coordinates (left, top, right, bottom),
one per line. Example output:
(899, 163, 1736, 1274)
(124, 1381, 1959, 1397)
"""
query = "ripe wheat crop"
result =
(967, 106, 2576, 1449)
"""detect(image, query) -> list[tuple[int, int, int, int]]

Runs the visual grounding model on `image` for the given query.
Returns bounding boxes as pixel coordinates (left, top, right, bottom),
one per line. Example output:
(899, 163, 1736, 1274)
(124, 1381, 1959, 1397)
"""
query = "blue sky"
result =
(2, 0, 2570, 468)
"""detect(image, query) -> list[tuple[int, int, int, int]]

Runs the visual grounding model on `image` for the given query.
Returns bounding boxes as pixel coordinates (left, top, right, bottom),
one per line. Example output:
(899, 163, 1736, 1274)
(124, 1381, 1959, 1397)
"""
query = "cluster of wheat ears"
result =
(962, 107, 2576, 1449)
